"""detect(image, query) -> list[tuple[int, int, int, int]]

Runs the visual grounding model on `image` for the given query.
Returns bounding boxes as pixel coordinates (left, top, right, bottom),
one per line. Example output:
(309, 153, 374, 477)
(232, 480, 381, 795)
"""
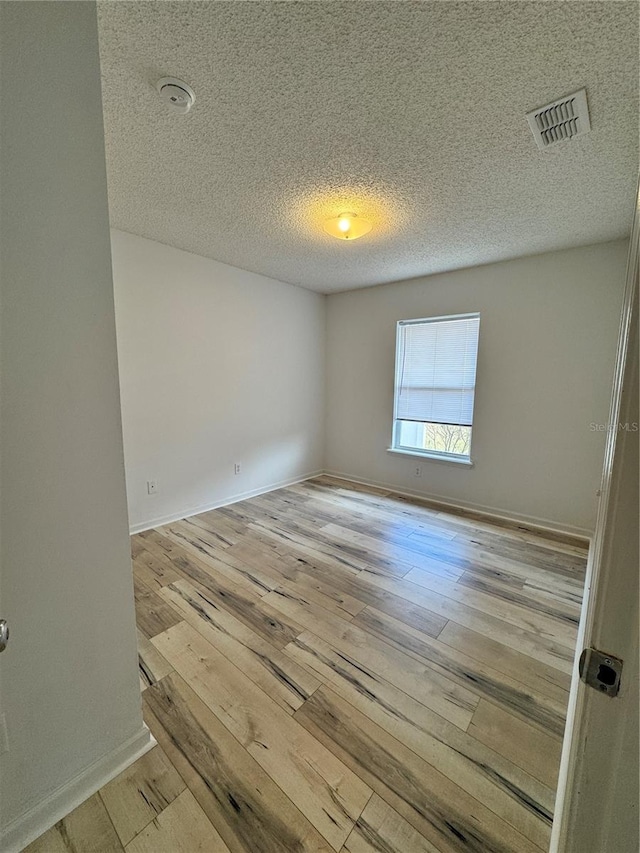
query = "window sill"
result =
(386, 447, 474, 467)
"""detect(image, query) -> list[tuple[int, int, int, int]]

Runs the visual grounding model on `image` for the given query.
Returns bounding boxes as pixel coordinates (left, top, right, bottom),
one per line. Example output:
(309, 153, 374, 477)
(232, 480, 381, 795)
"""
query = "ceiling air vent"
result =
(526, 89, 591, 150)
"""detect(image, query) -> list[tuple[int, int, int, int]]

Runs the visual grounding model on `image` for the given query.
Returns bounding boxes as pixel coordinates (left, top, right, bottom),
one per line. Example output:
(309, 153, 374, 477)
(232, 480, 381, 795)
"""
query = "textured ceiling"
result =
(97, 1, 639, 293)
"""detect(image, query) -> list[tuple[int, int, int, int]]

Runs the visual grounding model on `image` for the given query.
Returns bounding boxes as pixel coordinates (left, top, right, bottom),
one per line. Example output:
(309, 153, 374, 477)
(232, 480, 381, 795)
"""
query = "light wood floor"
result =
(26, 476, 587, 853)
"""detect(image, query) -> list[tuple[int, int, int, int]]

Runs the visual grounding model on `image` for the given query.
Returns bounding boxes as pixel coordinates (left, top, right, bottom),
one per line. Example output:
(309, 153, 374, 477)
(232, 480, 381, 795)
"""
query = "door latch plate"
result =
(579, 647, 623, 697)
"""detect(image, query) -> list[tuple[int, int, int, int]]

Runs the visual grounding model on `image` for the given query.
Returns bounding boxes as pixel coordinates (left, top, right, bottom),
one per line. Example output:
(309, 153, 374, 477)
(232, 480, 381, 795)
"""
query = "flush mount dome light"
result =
(323, 212, 372, 241)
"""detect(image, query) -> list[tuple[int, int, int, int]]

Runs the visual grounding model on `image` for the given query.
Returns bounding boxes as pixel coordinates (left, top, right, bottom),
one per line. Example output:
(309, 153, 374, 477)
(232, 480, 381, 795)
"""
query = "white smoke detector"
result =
(526, 89, 591, 150)
(156, 77, 195, 114)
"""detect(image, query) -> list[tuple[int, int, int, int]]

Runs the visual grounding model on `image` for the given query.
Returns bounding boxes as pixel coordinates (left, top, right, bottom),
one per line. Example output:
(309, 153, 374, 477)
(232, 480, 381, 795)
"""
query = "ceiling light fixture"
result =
(323, 212, 372, 241)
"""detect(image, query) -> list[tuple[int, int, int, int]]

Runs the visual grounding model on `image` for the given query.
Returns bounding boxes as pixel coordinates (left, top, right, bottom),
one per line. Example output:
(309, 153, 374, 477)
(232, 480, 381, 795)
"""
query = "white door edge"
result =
(550, 177, 640, 852)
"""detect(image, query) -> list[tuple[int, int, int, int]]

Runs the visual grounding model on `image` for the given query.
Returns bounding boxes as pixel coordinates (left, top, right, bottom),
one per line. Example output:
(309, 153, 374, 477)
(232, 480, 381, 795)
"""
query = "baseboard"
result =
(130, 464, 592, 544)
(1, 725, 155, 853)
(323, 469, 592, 545)
(129, 470, 324, 534)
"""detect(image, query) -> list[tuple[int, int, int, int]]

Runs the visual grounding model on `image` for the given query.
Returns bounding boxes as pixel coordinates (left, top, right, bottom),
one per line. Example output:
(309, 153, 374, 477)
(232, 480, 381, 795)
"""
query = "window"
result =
(391, 313, 480, 462)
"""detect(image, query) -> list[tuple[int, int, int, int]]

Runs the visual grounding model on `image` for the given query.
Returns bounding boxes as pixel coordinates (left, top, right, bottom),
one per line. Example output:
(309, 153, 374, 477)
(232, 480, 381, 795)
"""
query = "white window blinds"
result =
(395, 314, 480, 427)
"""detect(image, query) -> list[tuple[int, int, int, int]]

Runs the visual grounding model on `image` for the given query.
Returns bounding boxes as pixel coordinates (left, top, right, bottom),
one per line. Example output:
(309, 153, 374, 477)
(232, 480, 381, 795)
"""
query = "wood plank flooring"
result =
(25, 476, 587, 853)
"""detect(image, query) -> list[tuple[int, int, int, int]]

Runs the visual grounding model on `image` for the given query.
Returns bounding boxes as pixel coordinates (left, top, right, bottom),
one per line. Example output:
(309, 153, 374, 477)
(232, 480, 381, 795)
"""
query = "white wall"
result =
(325, 241, 628, 534)
(0, 4, 151, 850)
(111, 230, 325, 532)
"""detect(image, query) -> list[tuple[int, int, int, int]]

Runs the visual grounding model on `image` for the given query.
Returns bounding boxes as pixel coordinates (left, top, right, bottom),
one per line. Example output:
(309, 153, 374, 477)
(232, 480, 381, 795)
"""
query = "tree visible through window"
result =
(423, 422, 471, 456)
(392, 314, 480, 461)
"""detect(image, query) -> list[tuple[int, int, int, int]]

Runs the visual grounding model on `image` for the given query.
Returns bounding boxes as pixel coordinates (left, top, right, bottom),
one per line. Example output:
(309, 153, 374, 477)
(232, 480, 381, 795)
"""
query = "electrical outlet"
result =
(234, 463, 241, 475)
(414, 465, 422, 478)
(147, 479, 158, 495)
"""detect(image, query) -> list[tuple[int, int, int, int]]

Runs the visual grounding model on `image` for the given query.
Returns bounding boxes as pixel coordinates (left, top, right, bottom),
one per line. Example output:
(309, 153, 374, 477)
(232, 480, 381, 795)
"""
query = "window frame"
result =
(390, 312, 480, 465)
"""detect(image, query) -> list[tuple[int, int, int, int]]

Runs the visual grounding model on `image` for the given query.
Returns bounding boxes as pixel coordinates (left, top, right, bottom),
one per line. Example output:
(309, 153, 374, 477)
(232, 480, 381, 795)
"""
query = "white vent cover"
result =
(526, 89, 591, 150)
